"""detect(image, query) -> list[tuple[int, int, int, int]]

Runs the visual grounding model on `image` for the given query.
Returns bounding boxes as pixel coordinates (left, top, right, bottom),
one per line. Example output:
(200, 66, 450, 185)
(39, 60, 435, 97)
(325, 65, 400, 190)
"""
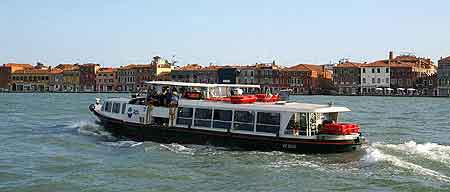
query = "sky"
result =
(1, 0, 449, 67)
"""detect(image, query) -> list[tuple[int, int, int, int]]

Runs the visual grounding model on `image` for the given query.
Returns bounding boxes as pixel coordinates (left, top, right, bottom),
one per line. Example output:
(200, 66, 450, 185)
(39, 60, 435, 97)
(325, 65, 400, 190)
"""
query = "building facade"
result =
(360, 61, 390, 94)
(49, 69, 64, 92)
(218, 67, 239, 84)
(79, 63, 100, 91)
(0, 63, 33, 91)
(10, 68, 52, 92)
(333, 62, 361, 95)
(277, 64, 330, 95)
(254, 62, 280, 93)
(437, 56, 450, 96)
(96, 68, 118, 92)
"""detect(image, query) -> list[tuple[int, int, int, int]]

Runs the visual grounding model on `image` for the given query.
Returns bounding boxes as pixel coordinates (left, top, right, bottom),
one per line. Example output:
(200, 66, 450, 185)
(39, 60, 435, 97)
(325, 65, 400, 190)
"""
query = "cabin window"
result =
(213, 109, 232, 129)
(121, 103, 127, 114)
(256, 112, 280, 134)
(104, 102, 112, 112)
(194, 108, 212, 128)
(112, 103, 121, 113)
(176, 107, 193, 126)
(233, 111, 255, 131)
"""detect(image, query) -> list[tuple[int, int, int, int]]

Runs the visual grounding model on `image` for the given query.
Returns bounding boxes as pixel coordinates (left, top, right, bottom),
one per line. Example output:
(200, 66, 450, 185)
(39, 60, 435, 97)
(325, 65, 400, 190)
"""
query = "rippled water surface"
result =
(1, 93, 450, 192)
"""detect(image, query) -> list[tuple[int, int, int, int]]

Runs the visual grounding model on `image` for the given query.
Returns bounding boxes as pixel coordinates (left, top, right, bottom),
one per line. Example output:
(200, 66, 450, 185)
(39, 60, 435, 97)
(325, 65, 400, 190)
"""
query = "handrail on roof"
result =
(144, 81, 260, 88)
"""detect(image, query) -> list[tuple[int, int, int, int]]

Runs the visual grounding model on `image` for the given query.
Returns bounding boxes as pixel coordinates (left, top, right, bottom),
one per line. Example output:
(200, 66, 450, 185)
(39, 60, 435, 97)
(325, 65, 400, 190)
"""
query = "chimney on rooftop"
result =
(389, 51, 394, 61)
(389, 51, 394, 60)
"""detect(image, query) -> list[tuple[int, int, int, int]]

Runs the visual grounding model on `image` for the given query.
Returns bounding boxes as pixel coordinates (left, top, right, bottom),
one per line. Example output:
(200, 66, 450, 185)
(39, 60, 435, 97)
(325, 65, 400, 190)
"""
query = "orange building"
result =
(96, 68, 118, 92)
(276, 64, 332, 95)
(10, 67, 53, 92)
(0, 63, 33, 91)
(55, 64, 81, 92)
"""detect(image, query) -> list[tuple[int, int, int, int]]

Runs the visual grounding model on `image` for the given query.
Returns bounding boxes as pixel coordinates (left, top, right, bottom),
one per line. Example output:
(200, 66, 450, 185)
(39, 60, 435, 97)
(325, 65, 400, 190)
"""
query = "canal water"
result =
(1, 93, 450, 192)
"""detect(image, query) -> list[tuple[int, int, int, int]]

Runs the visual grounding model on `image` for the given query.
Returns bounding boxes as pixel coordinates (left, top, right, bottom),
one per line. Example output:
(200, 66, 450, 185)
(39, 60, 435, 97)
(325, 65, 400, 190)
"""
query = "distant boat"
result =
(89, 81, 365, 153)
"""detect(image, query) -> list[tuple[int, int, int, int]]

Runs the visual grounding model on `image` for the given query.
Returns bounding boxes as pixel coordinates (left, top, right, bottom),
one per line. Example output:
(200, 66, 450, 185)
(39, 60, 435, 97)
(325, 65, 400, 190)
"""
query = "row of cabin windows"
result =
(101, 101, 127, 114)
(176, 107, 280, 134)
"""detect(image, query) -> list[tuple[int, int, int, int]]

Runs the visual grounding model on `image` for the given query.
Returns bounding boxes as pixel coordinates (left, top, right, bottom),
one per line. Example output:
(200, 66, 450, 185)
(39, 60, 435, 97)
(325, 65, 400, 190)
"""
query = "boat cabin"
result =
(96, 81, 357, 139)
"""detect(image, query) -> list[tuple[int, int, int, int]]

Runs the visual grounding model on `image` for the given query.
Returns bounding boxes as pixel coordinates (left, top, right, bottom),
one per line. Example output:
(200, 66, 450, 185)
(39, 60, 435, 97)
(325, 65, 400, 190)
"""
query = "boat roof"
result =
(180, 99, 351, 113)
(145, 81, 260, 88)
(104, 97, 132, 102)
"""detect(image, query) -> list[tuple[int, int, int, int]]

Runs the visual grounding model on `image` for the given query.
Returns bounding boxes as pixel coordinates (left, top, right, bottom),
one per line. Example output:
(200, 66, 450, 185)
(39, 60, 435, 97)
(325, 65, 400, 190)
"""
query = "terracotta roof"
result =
(361, 60, 390, 67)
(120, 64, 151, 69)
(236, 65, 256, 70)
(334, 62, 362, 68)
(97, 68, 117, 73)
(13, 69, 52, 74)
(174, 64, 203, 71)
(49, 69, 63, 74)
(201, 65, 223, 71)
(394, 55, 418, 62)
(284, 64, 323, 72)
(55, 64, 79, 70)
(3, 63, 33, 68)
(440, 56, 450, 62)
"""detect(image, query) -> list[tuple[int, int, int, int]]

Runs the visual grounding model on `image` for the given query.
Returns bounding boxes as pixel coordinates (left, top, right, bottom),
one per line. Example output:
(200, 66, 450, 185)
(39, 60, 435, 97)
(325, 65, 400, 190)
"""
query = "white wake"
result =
(362, 142, 450, 183)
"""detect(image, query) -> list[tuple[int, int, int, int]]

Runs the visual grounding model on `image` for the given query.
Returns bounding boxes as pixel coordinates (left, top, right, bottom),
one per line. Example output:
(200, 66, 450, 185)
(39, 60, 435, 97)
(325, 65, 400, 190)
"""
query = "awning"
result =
(407, 88, 416, 91)
(397, 88, 405, 91)
(386, 88, 394, 91)
(375, 88, 383, 91)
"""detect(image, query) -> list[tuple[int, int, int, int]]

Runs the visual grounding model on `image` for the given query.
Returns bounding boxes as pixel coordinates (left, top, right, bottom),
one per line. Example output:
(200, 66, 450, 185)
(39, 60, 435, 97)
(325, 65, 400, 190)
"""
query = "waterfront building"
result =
(389, 52, 436, 95)
(117, 56, 173, 92)
(134, 64, 153, 91)
(96, 68, 118, 92)
(79, 63, 100, 92)
(237, 65, 256, 85)
(117, 65, 138, 92)
(60, 64, 80, 92)
(171, 64, 220, 83)
(0, 63, 33, 91)
(333, 62, 362, 95)
(151, 56, 173, 76)
(170, 64, 203, 83)
(437, 56, 450, 96)
(10, 66, 54, 92)
(277, 64, 331, 95)
(48, 69, 64, 92)
(360, 61, 390, 95)
(254, 62, 281, 93)
(218, 67, 239, 84)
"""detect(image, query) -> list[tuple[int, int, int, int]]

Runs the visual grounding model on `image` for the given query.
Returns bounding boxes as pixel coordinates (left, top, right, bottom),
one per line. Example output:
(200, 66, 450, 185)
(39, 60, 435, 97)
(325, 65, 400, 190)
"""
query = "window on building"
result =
(194, 108, 212, 127)
(212, 109, 232, 129)
(233, 111, 255, 132)
(386, 78, 389, 84)
(386, 68, 389, 73)
(377, 78, 381, 83)
(372, 68, 375, 73)
(362, 78, 366, 84)
(377, 68, 380, 73)
(363, 68, 366, 73)
(372, 78, 375, 83)
(112, 103, 121, 113)
(256, 112, 280, 134)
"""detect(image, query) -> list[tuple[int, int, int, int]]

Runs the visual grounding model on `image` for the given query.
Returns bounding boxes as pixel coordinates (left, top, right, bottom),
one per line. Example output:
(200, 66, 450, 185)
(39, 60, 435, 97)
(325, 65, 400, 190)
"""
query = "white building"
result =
(360, 61, 390, 94)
